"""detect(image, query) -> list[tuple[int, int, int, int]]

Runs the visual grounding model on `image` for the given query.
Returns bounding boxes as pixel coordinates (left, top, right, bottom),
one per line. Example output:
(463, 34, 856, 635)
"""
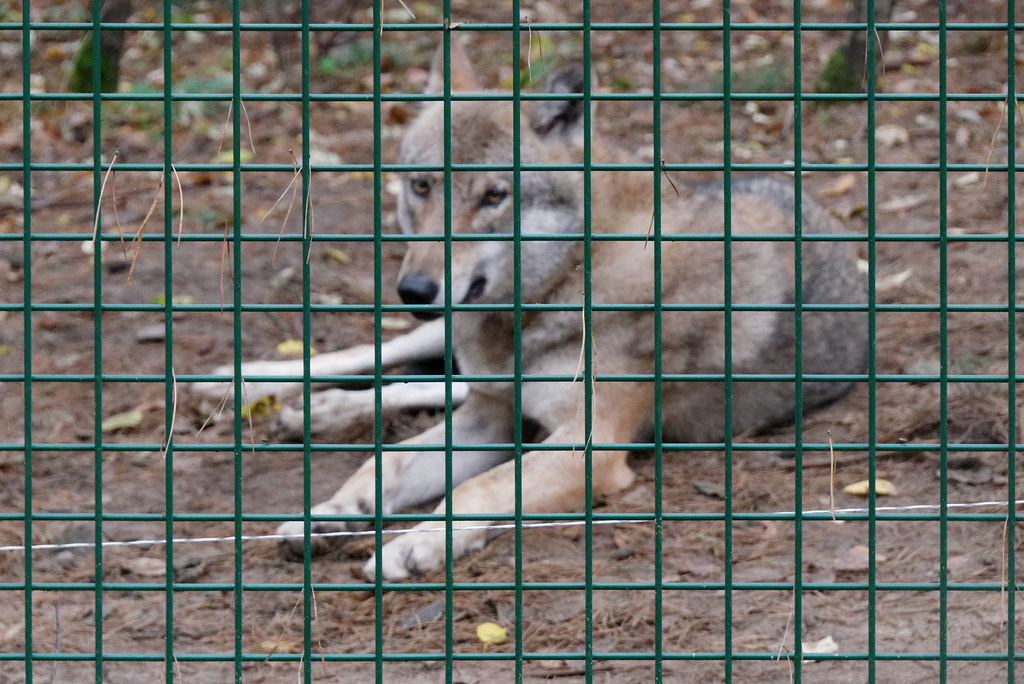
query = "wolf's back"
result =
(723, 176, 868, 430)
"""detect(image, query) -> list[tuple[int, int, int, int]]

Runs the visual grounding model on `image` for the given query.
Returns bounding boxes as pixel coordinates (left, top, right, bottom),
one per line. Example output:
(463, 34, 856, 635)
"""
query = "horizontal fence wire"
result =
(1, 499, 1022, 554)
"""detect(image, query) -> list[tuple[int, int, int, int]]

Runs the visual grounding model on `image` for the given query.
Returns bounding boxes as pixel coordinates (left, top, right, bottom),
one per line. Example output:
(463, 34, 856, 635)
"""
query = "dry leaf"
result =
(122, 557, 166, 577)
(308, 148, 342, 165)
(692, 480, 725, 498)
(828, 203, 866, 221)
(817, 173, 857, 198)
(260, 639, 302, 654)
(801, 635, 838, 663)
(538, 659, 567, 670)
(875, 124, 909, 147)
(877, 268, 913, 291)
(101, 409, 144, 433)
(953, 172, 980, 187)
(879, 194, 928, 213)
(834, 545, 888, 572)
(843, 479, 894, 496)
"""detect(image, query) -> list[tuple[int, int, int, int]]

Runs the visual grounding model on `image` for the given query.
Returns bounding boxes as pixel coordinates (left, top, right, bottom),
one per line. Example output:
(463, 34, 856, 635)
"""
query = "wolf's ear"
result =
(528, 62, 595, 144)
(425, 38, 480, 94)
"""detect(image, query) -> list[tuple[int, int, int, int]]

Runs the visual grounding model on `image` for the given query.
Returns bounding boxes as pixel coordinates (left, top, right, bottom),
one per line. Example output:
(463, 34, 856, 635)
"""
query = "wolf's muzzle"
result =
(398, 273, 441, 320)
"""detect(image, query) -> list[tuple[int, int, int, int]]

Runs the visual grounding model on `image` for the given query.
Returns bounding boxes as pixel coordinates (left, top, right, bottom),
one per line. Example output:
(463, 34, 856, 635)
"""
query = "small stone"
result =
(903, 358, 940, 383)
(136, 324, 165, 343)
(401, 600, 445, 629)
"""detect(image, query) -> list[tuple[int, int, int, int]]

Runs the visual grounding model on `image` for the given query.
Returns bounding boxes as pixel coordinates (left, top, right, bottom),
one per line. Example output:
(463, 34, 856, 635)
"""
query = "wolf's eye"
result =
(481, 186, 508, 207)
(409, 179, 430, 197)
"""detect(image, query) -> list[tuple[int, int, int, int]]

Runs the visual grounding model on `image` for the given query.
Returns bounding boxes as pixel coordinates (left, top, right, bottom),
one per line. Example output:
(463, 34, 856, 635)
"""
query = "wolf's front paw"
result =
(362, 523, 488, 581)
(273, 389, 375, 442)
(275, 501, 371, 562)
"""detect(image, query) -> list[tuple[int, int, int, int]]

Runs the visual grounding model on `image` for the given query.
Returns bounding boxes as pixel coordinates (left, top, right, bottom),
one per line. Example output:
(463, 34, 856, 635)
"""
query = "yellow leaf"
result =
(240, 396, 281, 419)
(277, 339, 317, 357)
(149, 294, 196, 306)
(326, 248, 349, 263)
(101, 409, 144, 433)
(0, 344, 12, 355)
(209, 148, 254, 165)
(843, 479, 894, 496)
(476, 622, 507, 645)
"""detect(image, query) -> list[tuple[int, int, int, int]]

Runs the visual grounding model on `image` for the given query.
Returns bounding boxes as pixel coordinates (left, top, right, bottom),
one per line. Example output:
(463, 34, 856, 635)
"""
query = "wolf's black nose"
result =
(398, 273, 441, 319)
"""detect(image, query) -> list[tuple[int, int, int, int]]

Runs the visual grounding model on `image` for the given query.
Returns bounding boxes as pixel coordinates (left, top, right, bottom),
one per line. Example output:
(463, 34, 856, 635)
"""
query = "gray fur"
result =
(271, 50, 869, 580)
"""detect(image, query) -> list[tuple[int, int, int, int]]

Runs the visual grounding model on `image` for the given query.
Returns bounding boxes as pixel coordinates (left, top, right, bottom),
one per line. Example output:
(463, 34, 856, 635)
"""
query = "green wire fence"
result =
(0, 1, 1021, 683)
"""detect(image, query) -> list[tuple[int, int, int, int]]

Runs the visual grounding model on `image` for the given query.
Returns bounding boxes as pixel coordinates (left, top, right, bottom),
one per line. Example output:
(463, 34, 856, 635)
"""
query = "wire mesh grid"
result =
(0, 1, 1021, 682)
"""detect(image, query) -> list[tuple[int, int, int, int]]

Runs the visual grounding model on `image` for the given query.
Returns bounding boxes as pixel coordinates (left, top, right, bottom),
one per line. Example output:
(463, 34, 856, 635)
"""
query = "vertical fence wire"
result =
(937, 5, 950, 681)
(720, 3, 735, 682)
(90, 0, 106, 681)
(510, 7, 525, 684)
(791, 0, 806, 678)
(20, 0, 33, 681)
(581, 2, 595, 680)
(865, 1, 879, 681)
(441, 8, 456, 683)
(372, 1, 385, 681)
(299, 0, 314, 681)
(162, 2, 177, 681)
(228, 2, 246, 681)
(1005, 2, 1018, 680)
(651, 5, 665, 684)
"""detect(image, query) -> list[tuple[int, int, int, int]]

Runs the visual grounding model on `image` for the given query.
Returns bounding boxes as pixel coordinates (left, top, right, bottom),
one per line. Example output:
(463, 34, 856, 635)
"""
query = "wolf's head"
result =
(395, 41, 591, 319)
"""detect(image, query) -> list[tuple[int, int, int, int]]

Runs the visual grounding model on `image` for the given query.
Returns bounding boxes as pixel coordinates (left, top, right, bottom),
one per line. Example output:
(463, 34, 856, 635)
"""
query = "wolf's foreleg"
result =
(191, 317, 447, 409)
(366, 416, 639, 581)
(273, 380, 469, 440)
(276, 393, 511, 559)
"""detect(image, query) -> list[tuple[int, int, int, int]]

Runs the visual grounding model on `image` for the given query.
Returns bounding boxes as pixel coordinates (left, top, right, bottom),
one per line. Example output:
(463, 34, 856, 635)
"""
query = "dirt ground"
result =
(1, 0, 1023, 682)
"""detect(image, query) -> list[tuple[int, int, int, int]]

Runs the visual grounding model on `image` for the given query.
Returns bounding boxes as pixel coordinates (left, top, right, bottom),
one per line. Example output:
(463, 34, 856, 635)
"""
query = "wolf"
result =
(233, 43, 868, 580)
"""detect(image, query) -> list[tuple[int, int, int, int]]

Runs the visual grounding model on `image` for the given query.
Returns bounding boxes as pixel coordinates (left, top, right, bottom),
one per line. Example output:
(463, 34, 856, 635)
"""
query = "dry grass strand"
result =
(265, 151, 302, 265)
(983, 93, 1023, 189)
(91, 151, 118, 243)
(171, 164, 185, 244)
(645, 161, 680, 248)
(828, 430, 836, 522)
(220, 221, 233, 311)
(161, 367, 178, 459)
(126, 172, 165, 288)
